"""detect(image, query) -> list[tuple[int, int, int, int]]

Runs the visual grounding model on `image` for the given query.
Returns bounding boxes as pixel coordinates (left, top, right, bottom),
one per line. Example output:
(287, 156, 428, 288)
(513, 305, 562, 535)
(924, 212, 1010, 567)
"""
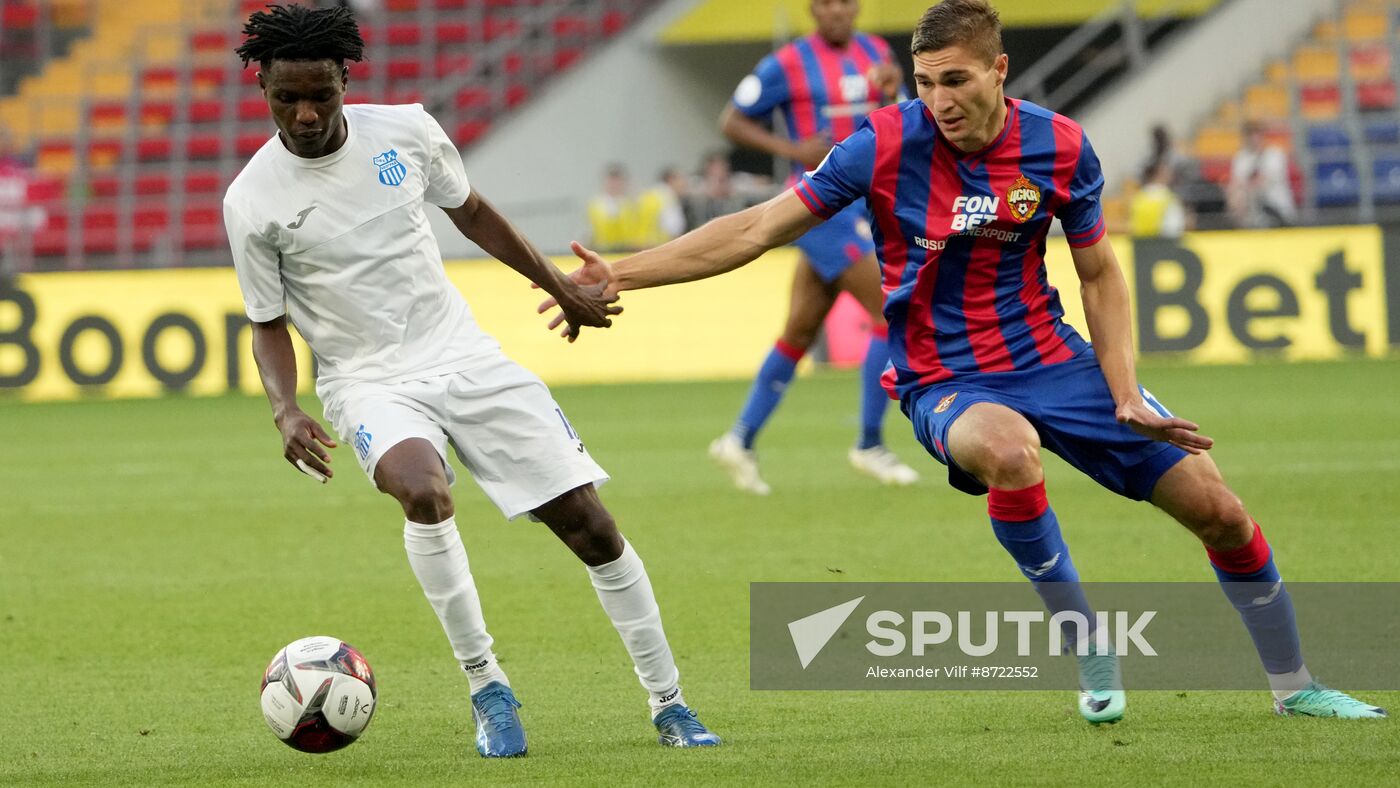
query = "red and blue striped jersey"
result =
(794, 97, 1107, 399)
(731, 32, 901, 180)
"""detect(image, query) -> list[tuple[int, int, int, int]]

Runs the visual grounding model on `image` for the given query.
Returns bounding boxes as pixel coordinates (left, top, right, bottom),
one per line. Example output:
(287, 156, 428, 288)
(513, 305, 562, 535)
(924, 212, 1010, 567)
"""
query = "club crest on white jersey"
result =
(373, 149, 408, 186)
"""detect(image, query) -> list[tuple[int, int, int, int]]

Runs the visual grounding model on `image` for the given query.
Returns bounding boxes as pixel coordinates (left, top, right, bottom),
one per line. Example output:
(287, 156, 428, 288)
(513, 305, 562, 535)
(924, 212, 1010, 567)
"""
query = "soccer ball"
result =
(260, 636, 377, 753)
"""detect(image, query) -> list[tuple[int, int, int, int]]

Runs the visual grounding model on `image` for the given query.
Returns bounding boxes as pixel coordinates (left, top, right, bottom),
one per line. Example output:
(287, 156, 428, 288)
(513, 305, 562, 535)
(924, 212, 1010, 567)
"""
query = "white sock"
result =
(586, 539, 685, 717)
(1269, 664, 1314, 700)
(402, 517, 509, 693)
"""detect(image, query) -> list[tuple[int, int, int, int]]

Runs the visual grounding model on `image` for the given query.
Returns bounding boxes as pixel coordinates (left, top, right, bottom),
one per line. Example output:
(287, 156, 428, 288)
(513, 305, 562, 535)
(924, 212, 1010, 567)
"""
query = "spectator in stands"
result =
(1142, 123, 1223, 223)
(587, 162, 637, 253)
(1228, 121, 1297, 228)
(633, 167, 690, 247)
(0, 127, 44, 271)
(1130, 159, 1189, 239)
(686, 151, 754, 227)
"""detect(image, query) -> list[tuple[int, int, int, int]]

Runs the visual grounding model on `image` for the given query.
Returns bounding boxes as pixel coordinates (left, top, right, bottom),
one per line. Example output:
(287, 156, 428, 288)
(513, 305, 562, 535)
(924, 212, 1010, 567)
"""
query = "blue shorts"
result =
(903, 350, 1188, 501)
(794, 198, 876, 284)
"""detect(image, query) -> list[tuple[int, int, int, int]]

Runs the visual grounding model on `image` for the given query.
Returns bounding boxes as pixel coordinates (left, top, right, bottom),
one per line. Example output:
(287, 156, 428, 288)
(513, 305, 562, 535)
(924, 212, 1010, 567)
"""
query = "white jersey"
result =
(224, 103, 497, 397)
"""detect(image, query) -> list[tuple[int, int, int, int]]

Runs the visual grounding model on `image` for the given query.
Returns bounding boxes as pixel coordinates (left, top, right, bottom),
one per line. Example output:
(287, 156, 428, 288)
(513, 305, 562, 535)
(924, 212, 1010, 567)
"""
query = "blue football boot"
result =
(470, 682, 527, 757)
(653, 704, 721, 748)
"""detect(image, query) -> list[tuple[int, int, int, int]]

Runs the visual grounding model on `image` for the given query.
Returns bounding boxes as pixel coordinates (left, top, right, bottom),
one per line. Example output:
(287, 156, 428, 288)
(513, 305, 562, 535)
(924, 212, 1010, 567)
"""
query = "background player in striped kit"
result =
(549, 0, 1386, 725)
(709, 0, 920, 495)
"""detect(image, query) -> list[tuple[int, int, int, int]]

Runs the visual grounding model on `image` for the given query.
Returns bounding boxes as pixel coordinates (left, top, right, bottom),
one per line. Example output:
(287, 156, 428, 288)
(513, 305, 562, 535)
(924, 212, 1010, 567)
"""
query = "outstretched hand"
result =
(1116, 399, 1214, 454)
(277, 409, 337, 482)
(535, 241, 622, 342)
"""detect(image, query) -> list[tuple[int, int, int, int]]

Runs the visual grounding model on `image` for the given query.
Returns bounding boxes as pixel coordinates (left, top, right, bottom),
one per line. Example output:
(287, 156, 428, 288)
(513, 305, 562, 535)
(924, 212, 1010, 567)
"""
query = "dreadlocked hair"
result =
(235, 4, 365, 68)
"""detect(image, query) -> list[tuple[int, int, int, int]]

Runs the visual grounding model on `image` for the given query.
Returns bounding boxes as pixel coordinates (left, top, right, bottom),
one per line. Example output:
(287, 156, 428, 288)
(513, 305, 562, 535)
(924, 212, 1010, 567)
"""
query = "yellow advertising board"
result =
(661, 0, 1221, 44)
(0, 252, 800, 403)
(1, 225, 1396, 403)
(1043, 226, 1394, 363)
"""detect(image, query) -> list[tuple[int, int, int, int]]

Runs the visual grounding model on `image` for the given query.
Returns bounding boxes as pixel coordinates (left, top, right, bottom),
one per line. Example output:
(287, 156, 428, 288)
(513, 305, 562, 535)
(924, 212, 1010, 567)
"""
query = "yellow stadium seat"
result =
(1293, 46, 1342, 81)
(1313, 19, 1339, 41)
(1265, 59, 1290, 83)
(1193, 127, 1242, 158)
(1244, 84, 1291, 121)
(1342, 9, 1389, 41)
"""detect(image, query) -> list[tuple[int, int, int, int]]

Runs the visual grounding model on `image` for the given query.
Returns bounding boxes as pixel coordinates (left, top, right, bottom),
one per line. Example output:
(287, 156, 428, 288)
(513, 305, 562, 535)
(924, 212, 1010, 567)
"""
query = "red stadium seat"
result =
(386, 23, 421, 47)
(602, 10, 628, 36)
(236, 132, 267, 156)
(193, 64, 231, 88)
(81, 207, 118, 232)
(505, 84, 529, 107)
(238, 97, 266, 121)
(136, 173, 173, 196)
(1357, 79, 1397, 111)
(485, 16, 521, 39)
(143, 66, 179, 92)
(436, 22, 471, 44)
(140, 100, 175, 126)
(455, 120, 490, 144)
(186, 170, 223, 194)
(2, 2, 38, 28)
(190, 29, 235, 56)
(1199, 157, 1232, 184)
(387, 58, 422, 80)
(435, 0, 468, 9)
(186, 134, 223, 160)
(435, 53, 473, 77)
(453, 87, 491, 110)
(87, 138, 122, 160)
(136, 137, 173, 161)
(553, 48, 584, 70)
(385, 0, 420, 10)
(90, 101, 126, 124)
(502, 52, 523, 74)
(347, 61, 374, 81)
(25, 176, 64, 204)
(389, 88, 423, 105)
(552, 15, 591, 37)
(189, 99, 224, 123)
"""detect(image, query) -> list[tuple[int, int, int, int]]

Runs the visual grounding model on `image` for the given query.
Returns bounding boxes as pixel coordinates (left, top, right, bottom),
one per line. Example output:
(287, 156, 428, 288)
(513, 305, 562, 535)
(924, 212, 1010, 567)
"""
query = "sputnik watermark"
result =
(790, 598, 1155, 668)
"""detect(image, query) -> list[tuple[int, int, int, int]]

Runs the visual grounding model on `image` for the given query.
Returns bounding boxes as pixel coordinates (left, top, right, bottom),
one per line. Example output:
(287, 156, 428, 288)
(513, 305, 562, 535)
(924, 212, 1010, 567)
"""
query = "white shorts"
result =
(321, 353, 609, 520)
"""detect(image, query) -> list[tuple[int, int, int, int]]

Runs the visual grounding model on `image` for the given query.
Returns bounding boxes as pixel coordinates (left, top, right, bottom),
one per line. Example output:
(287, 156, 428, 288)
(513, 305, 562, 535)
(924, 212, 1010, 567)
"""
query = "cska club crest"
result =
(373, 149, 408, 186)
(1006, 174, 1041, 223)
(934, 392, 958, 414)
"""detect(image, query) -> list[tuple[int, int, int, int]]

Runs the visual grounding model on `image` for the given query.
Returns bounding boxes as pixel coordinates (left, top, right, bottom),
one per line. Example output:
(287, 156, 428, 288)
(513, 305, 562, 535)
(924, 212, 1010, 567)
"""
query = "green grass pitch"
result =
(2, 358, 1398, 785)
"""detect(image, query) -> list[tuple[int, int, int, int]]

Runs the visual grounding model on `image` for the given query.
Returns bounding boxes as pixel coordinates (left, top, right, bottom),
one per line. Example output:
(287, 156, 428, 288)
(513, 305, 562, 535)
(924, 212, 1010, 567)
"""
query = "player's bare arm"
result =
(1070, 237, 1213, 454)
(539, 191, 820, 333)
(249, 317, 338, 480)
(720, 105, 830, 170)
(442, 190, 621, 342)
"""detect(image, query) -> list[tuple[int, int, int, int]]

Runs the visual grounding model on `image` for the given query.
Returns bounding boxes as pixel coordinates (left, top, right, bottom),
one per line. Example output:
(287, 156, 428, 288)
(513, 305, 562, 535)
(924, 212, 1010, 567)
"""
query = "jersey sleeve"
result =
(223, 199, 285, 322)
(1059, 129, 1107, 247)
(422, 107, 472, 208)
(793, 122, 876, 219)
(731, 53, 790, 119)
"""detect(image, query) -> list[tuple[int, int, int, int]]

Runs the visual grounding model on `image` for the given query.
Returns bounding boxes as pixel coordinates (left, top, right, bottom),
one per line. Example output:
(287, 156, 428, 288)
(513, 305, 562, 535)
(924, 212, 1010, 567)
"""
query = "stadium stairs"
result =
(3, 0, 659, 271)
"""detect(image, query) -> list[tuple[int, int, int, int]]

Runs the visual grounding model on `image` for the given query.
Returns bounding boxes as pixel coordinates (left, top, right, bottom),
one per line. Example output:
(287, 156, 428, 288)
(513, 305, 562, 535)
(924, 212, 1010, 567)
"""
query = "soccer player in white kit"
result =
(223, 4, 720, 756)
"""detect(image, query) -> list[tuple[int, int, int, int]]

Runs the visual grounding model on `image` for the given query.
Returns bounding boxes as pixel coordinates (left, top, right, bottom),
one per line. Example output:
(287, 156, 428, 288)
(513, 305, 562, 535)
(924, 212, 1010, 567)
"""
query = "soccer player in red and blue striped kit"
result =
(549, 0, 1386, 723)
(710, 0, 920, 494)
